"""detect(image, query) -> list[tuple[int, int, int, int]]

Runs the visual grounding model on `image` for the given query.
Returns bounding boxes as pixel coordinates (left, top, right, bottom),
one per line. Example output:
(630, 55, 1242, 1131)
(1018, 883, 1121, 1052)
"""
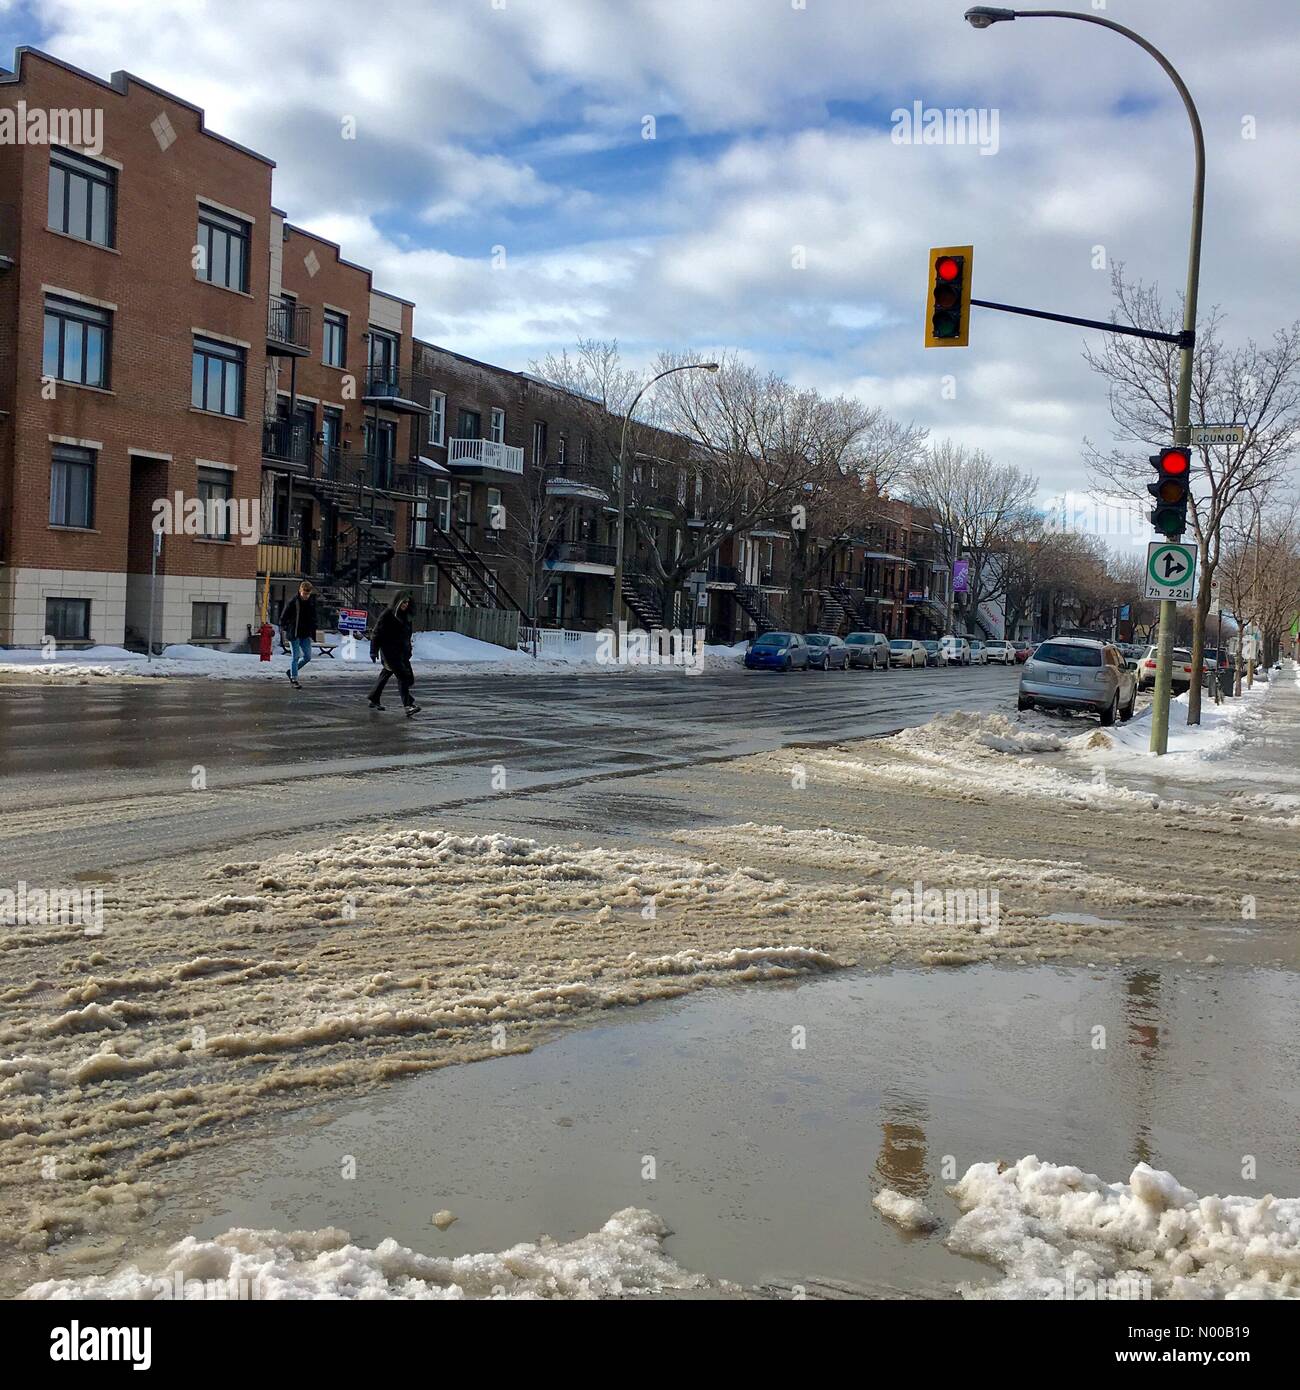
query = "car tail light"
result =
(1144, 660, 1155, 668)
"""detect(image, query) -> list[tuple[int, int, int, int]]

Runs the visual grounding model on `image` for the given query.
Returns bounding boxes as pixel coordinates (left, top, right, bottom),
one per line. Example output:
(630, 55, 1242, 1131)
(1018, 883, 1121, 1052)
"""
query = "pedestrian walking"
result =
(279, 580, 318, 689)
(368, 592, 420, 715)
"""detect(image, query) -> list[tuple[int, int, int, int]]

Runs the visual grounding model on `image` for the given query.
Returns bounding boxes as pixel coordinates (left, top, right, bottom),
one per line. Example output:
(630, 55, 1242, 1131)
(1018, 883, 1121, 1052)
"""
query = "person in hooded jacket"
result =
(368, 593, 420, 714)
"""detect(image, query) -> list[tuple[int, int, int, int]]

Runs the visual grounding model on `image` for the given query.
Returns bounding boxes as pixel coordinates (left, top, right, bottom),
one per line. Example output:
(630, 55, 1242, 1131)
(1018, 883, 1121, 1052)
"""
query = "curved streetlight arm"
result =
(613, 361, 719, 650)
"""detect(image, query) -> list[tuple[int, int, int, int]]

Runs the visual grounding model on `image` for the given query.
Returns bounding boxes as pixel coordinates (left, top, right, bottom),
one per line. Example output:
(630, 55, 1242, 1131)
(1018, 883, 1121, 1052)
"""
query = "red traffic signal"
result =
(925, 246, 973, 348)
(1147, 448, 1191, 537)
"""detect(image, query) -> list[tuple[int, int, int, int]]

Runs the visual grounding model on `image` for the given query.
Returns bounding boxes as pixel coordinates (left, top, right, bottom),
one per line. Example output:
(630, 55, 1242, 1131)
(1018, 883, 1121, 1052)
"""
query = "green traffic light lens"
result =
(933, 311, 960, 337)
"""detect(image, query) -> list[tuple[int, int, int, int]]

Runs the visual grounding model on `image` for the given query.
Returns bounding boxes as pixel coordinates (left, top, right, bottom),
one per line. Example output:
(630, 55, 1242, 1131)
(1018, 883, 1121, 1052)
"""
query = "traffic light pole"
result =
(964, 8, 1205, 755)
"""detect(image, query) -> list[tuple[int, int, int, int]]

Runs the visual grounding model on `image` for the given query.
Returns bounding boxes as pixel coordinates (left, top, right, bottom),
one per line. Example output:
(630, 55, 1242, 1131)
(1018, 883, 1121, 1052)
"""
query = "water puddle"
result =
(153, 960, 1300, 1298)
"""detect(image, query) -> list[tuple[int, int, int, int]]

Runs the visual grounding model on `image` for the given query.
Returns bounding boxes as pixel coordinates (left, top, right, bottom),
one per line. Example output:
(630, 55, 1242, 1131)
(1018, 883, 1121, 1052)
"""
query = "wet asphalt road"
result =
(0, 662, 1021, 879)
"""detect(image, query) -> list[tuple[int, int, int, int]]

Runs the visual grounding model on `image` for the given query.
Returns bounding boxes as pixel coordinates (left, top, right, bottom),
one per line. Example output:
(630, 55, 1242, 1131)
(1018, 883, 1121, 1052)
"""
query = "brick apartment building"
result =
(1, 46, 949, 653)
(0, 48, 276, 648)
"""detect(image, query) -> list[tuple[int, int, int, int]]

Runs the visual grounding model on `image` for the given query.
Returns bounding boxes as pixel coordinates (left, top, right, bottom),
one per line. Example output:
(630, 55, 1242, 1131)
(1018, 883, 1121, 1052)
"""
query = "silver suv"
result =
(1016, 636, 1137, 726)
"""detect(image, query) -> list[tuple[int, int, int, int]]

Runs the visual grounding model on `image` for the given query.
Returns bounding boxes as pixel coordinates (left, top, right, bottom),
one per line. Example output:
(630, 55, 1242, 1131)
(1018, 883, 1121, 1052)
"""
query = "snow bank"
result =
(410, 631, 534, 665)
(873, 1189, 940, 1233)
(1086, 683, 1271, 763)
(948, 1155, 1300, 1300)
(22, 1208, 705, 1300)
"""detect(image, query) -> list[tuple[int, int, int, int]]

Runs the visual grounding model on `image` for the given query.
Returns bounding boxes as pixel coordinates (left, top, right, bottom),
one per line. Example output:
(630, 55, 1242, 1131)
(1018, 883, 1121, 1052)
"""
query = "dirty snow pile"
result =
(22, 1208, 705, 1300)
(948, 1155, 1300, 1299)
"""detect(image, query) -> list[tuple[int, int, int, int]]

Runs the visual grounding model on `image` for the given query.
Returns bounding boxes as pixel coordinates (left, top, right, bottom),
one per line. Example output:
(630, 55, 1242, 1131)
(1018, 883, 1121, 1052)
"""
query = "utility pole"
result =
(965, 9, 1205, 754)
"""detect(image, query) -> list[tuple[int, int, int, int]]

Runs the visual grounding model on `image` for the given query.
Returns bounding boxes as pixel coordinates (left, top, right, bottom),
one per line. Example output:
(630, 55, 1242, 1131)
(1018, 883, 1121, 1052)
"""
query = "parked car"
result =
(744, 631, 810, 672)
(1013, 640, 1033, 663)
(806, 633, 850, 670)
(844, 631, 890, 669)
(1136, 644, 1194, 692)
(969, 640, 988, 665)
(983, 640, 1017, 665)
(941, 635, 972, 666)
(919, 639, 947, 667)
(889, 638, 927, 668)
(1017, 637, 1137, 725)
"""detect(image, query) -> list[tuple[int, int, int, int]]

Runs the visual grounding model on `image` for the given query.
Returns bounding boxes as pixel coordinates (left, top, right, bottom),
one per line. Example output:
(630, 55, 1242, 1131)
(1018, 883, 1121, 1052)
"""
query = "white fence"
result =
(518, 626, 602, 662)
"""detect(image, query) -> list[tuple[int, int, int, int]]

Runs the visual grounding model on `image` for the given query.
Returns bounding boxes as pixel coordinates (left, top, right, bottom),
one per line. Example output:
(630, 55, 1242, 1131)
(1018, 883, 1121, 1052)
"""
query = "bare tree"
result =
(902, 441, 1037, 634)
(1083, 265, 1300, 722)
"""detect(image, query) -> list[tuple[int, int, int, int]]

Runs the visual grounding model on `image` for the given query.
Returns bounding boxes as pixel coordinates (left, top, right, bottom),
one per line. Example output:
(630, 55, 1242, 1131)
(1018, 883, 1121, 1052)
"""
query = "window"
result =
(457, 408, 481, 440)
(191, 336, 246, 416)
(49, 444, 96, 528)
(412, 480, 430, 549)
(556, 433, 567, 465)
(433, 479, 451, 531)
(368, 329, 398, 378)
(197, 467, 234, 541)
(191, 602, 227, 640)
(428, 391, 446, 446)
(48, 147, 116, 247)
(489, 408, 505, 443)
(43, 295, 111, 388)
(45, 597, 90, 641)
(456, 483, 471, 527)
(196, 205, 250, 292)
(532, 419, 548, 465)
(323, 310, 347, 368)
(486, 486, 502, 536)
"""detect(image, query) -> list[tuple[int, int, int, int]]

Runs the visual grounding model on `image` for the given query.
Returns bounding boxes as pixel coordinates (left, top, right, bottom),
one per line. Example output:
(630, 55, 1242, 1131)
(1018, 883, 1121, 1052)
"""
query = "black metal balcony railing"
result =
(361, 365, 429, 408)
(267, 303, 311, 353)
(706, 563, 738, 583)
(262, 418, 313, 467)
(547, 460, 614, 494)
(547, 541, 617, 568)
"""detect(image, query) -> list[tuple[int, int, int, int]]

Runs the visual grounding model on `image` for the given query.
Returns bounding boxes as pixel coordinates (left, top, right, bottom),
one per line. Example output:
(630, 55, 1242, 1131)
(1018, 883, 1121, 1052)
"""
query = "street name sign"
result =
(1144, 541, 1197, 601)
(1190, 424, 1246, 446)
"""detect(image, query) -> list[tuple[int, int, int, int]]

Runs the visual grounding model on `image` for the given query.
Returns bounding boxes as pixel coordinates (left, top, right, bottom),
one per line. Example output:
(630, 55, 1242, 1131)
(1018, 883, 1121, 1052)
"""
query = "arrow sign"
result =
(1144, 541, 1197, 601)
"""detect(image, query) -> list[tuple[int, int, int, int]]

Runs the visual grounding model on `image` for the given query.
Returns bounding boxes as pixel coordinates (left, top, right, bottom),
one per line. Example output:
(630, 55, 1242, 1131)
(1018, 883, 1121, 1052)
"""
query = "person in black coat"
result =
(279, 581, 318, 688)
(368, 593, 420, 714)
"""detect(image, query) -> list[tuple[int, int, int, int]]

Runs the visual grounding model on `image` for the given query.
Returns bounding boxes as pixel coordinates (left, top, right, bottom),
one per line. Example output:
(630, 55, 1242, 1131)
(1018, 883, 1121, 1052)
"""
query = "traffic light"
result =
(925, 245, 973, 347)
(1147, 447, 1191, 537)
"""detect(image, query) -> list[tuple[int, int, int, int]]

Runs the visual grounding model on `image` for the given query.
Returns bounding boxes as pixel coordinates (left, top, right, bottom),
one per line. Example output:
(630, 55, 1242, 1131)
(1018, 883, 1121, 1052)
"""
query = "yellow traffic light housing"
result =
(925, 245, 974, 347)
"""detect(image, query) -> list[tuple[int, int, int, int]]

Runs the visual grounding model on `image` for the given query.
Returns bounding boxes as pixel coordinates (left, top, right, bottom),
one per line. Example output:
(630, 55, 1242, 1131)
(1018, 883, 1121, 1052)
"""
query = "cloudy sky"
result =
(4, 0, 1298, 514)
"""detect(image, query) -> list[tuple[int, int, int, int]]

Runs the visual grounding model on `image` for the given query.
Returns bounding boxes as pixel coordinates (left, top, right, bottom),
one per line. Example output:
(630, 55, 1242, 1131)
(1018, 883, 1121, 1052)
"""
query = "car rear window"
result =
(1034, 642, 1103, 668)
(1173, 649, 1192, 661)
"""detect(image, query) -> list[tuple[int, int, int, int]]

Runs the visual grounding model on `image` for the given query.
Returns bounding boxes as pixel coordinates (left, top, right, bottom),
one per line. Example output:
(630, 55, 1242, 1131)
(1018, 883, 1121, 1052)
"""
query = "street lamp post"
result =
(966, 7, 1206, 754)
(612, 361, 719, 657)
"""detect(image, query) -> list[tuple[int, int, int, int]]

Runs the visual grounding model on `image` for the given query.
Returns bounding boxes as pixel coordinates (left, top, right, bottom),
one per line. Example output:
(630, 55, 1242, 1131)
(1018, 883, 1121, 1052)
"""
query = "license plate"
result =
(1049, 673, 1080, 685)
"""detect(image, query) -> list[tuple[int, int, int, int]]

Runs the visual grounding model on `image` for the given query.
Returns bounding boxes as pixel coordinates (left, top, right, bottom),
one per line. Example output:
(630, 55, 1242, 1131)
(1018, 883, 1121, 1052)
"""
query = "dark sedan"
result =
(805, 633, 850, 670)
(744, 631, 810, 671)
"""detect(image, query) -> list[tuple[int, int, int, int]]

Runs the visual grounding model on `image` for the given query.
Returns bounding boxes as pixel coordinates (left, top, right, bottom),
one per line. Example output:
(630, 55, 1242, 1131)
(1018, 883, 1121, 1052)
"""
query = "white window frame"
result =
(489, 407, 505, 444)
(429, 391, 446, 446)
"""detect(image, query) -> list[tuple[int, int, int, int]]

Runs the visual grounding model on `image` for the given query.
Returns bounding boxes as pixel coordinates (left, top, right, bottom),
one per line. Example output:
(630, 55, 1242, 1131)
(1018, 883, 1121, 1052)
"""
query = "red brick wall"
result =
(0, 52, 272, 582)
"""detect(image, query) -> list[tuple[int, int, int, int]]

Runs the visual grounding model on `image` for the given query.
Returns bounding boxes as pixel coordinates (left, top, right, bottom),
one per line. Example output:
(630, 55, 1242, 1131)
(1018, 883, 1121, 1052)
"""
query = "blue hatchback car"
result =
(744, 631, 810, 671)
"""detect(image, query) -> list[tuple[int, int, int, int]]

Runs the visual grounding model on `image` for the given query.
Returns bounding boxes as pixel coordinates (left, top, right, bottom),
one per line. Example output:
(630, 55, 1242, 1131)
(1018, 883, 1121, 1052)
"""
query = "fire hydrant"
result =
(258, 622, 274, 662)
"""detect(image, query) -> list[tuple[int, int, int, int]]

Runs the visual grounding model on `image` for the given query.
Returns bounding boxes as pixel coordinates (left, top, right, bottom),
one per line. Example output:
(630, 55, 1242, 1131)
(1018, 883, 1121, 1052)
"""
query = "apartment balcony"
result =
(361, 365, 431, 415)
(267, 303, 311, 357)
(261, 418, 313, 471)
(544, 541, 616, 575)
(448, 437, 525, 475)
(546, 460, 611, 501)
(706, 563, 738, 589)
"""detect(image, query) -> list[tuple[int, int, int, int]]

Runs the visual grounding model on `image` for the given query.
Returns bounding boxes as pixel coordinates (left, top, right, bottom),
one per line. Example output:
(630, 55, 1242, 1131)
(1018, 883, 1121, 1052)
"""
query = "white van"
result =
(940, 635, 972, 667)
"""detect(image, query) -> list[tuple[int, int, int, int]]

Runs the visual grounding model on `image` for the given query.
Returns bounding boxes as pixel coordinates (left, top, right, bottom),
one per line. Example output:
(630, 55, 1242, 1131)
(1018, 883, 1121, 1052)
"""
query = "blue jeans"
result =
(289, 637, 313, 680)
